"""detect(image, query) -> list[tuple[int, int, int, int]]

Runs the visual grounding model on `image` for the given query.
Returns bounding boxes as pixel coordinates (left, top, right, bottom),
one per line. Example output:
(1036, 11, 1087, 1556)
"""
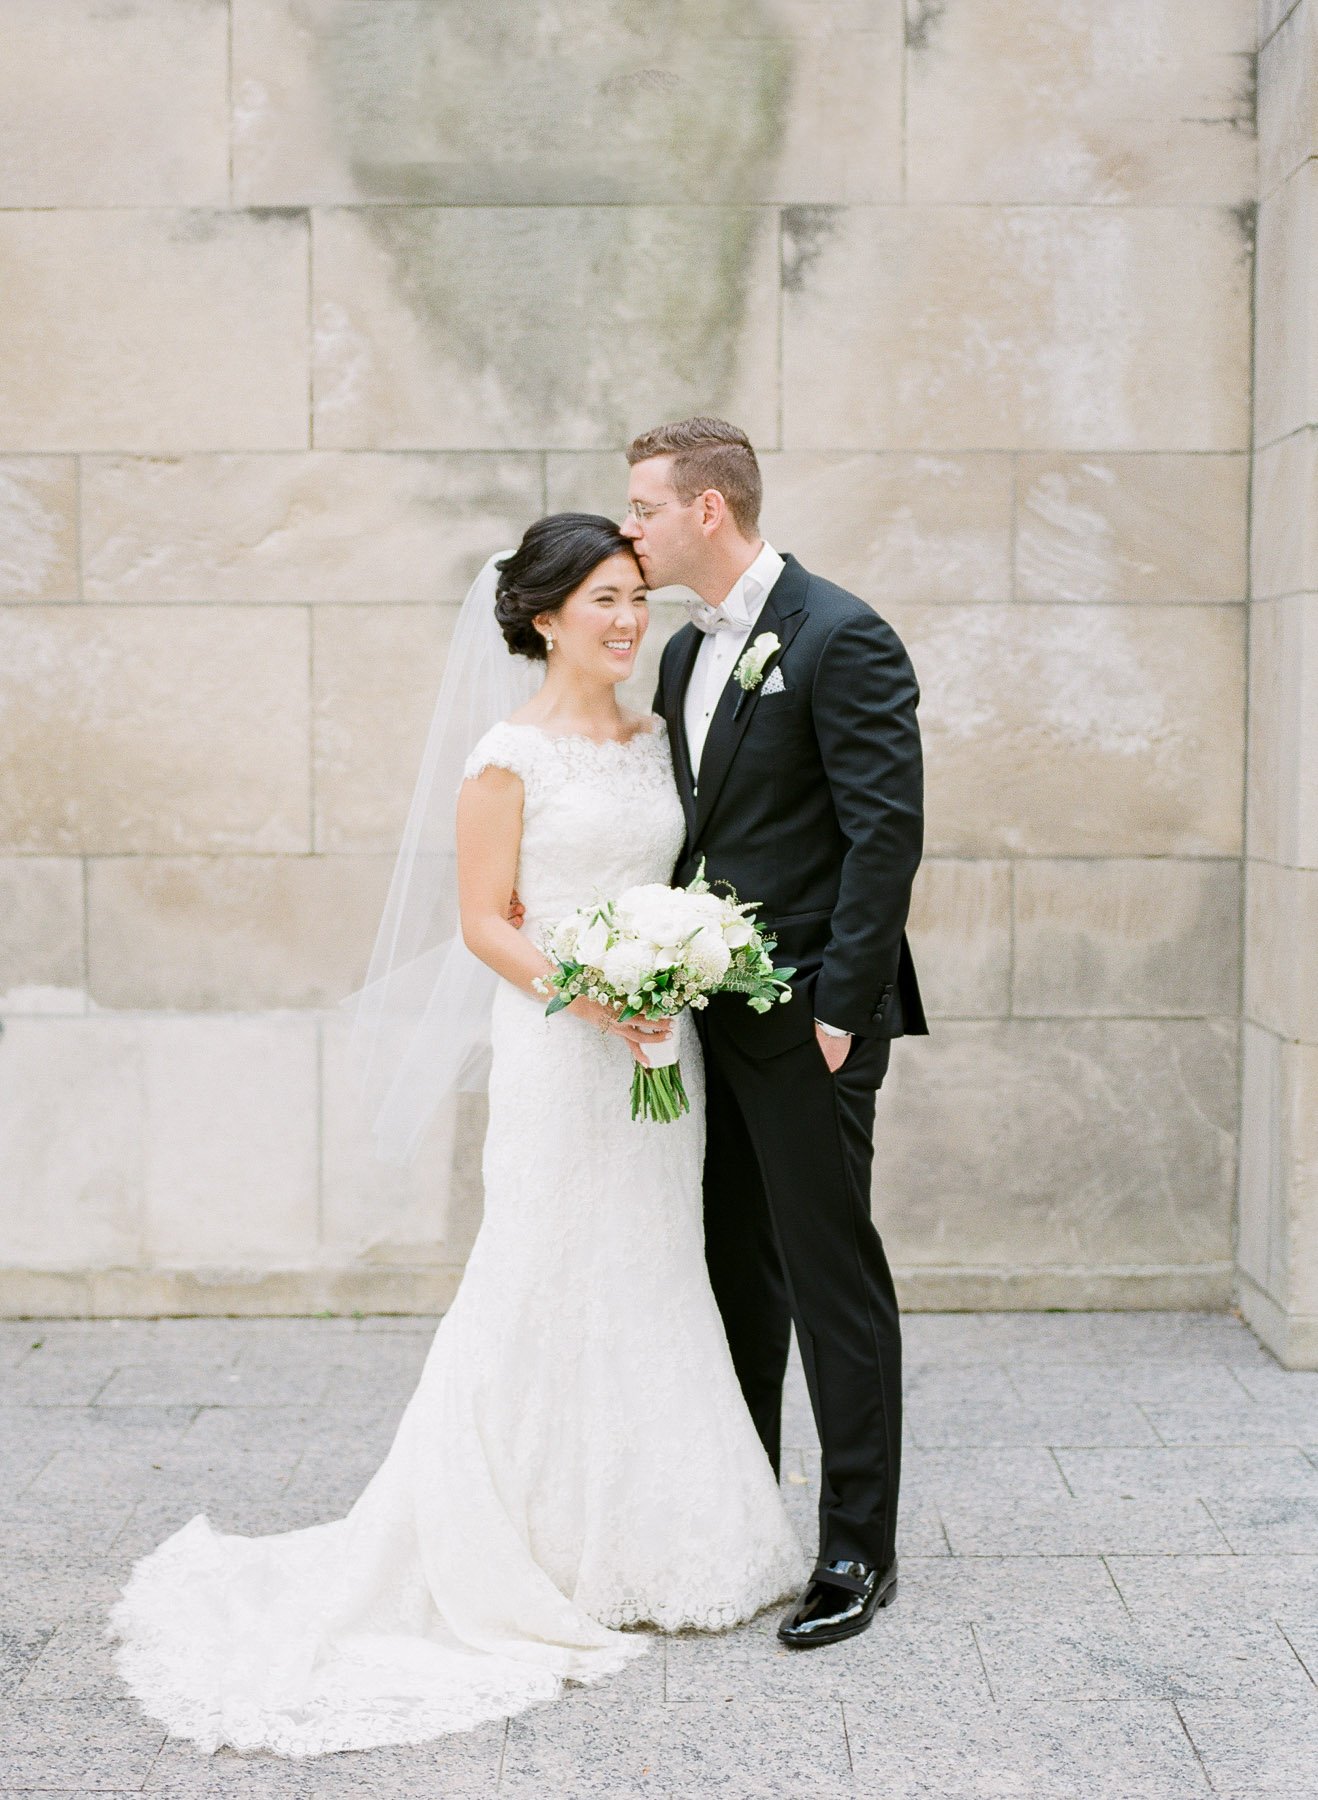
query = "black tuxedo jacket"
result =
(654, 552, 927, 1061)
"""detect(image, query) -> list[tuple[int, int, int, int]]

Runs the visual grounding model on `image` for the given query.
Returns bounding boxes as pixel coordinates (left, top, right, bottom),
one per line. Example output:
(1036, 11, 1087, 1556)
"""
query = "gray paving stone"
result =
(501, 1698, 851, 1797)
(0, 1698, 165, 1788)
(665, 1608, 989, 1705)
(1177, 1696, 1318, 1798)
(900, 1313, 995, 1361)
(939, 1495, 1231, 1555)
(1143, 1399, 1318, 1445)
(1053, 1445, 1318, 1500)
(0, 1360, 116, 1406)
(974, 1613, 1315, 1704)
(977, 1310, 1264, 1363)
(1007, 1360, 1256, 1405)
(0, 1628, 56, 1700)
(95, 1360, 330, 1408)
(1279, 1617, 1318, 1684)
(1203, 1495, 1318, 1552)
(844, 1697, 1210, 1798)
(1229, 1365, 1318, 1404)
(909, 1400, 1159, 1448)
(899, 1555, 1128, 1621)
(143, 1723, 505, 1794)
(1107, 1553, 1318, 1624)
(903, 1447, 1071, 1505)
(18, 1617, 128, 1700)
(903, 1362, 1019, 1406)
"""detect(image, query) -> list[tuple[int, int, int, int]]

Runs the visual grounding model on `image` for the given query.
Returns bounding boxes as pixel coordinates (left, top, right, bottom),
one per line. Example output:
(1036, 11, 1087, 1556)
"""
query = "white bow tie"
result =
(685, 594, 751, 635)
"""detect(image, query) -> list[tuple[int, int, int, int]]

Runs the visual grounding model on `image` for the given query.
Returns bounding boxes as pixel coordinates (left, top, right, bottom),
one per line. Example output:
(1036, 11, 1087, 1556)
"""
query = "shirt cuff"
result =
(814, 1019, 851, 1038)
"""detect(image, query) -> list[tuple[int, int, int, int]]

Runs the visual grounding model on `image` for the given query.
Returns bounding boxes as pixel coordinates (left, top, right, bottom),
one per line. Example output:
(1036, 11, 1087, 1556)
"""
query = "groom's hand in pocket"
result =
(815, 1022, 853, 1074)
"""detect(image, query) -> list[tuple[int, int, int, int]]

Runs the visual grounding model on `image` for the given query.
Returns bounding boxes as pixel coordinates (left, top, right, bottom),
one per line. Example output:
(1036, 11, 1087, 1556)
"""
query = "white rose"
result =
(722, 916, 757, 949)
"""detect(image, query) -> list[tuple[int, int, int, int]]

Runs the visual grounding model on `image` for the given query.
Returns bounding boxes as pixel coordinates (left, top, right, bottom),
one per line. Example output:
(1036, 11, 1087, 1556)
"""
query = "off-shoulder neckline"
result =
(496, 714, 665, 751)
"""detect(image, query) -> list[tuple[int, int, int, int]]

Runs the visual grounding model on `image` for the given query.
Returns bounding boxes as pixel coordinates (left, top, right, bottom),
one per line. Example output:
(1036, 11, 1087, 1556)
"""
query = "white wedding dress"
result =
(106, 715, 807, 1757)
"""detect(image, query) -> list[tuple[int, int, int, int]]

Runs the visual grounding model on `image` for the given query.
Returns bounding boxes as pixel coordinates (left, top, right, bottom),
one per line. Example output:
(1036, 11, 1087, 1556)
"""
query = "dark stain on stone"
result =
(1230, 200, 1256, 262)
(781, 207, 841, 295)
(905, 1, 949, 53)
(311, 2, 794, 439)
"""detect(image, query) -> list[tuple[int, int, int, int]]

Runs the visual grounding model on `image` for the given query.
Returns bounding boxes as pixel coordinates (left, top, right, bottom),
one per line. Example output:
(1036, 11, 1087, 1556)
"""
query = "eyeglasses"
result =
(624, 496, 698, 523)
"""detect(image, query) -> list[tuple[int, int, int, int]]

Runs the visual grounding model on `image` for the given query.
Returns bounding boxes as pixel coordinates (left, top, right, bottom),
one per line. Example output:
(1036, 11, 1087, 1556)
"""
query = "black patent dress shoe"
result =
(776, 1557, 897, 1649)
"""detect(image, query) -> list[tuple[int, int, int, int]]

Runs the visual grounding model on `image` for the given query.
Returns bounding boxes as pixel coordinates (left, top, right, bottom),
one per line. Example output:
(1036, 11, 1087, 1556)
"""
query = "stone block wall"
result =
(0, 1, 1264, 1315)
(1238, 0, 1318, 1364)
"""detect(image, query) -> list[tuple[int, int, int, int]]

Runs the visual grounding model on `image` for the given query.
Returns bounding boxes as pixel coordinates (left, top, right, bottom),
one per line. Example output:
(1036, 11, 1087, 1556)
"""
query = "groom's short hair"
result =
(626, 417, 761, 536)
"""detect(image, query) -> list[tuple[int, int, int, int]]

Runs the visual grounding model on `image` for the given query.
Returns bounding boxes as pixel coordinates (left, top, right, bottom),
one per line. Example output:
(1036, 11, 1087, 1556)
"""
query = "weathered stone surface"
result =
(1261, 0, 1305, 44)
(906, 0, 1255, 204)
(138, 1017, 319, 1268)
(0, 460, 78, 601)
(876, 1020, 1237, 1275)
(782, 206, 1251, 451)
(905, 859, 1012, 1018)
(312, 603, 455, 854)
(1254, 161, 1318, 448)
(760, 452, 1015, 602)
(1246, 594, 1318, 868)
(1016, 453, 1248, 602)
(86, 855, 392, 1011)
(1251, 426, 1318, 601)
(1245, 860, 1318, 1040)
(1012, 858, 1241, 1017)
(319, 1021, 484, 1271)
(313, 206, 780, 450)
(0, 606, 311, 855)
(0, 1020, 145, 1271)
(1259, 0, 1318, 196)
(0, 211, 308, 452)
(82, 452, 544, 604)
(0, 0, 228, 208)
(890, 602, 1245, 856)
(0, 860, 84, 1013)
(233, 0, 901, 206)
(2, 1014, 320, 1278)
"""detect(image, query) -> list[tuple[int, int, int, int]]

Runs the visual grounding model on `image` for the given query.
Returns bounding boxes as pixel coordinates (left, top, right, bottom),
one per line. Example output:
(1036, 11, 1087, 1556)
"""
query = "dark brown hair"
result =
(626, 416, 762, 535)
(494, 514, 638, 661)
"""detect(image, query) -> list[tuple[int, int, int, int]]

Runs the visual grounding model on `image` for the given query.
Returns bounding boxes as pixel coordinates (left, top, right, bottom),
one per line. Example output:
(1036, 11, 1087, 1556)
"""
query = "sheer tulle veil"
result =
(338, 552, 540, 1165)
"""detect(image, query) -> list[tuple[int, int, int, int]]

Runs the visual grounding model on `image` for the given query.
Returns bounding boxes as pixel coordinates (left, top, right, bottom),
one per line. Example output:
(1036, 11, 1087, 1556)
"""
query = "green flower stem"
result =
(630, 1060, 690, 1124)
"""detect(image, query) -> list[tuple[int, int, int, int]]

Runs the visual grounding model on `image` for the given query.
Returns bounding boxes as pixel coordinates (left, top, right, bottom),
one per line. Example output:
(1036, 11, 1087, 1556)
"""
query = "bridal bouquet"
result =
(534, 865, 794, 1123)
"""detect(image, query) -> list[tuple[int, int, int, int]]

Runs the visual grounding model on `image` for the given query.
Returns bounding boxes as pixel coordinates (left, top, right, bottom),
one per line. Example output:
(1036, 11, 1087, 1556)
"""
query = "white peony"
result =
(600, 938, 656, 995)
(549, 916, 580, 960)
(687, 925, 732, 982)
(576, 913, 611, 967)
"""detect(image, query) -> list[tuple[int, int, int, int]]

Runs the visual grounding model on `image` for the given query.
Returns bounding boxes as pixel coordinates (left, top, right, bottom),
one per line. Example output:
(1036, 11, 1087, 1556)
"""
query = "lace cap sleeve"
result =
(462, 721, 537, 788)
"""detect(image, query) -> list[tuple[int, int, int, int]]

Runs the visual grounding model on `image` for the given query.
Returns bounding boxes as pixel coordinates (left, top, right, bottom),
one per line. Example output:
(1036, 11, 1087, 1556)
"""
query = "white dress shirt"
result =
(683, 539, 785, 778)
(680, 541, 850, 1043)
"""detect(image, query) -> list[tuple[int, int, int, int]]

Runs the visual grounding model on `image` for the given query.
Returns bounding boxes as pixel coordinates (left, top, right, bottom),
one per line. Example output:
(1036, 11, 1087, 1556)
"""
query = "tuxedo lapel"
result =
(664, 621, 702, 840)
(691, 556, 809, 840)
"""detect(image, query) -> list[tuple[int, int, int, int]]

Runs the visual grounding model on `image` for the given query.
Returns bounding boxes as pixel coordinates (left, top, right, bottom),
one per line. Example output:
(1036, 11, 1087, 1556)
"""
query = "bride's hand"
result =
(611, 1014, 674, 1067)
(565, 998, 673, 1064)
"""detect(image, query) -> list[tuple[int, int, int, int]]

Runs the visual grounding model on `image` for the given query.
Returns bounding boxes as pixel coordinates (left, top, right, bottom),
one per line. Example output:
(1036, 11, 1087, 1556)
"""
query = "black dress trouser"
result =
(698, 1020, 902, 1573)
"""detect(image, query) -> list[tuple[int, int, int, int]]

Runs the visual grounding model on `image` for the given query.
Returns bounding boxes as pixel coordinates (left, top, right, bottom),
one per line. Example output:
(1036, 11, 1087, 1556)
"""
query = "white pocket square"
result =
(760, 667, 786, 696)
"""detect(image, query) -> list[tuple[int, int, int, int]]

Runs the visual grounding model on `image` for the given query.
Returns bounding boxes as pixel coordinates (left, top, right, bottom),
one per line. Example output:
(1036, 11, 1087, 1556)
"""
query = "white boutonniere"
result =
(733, 631, 781, 692)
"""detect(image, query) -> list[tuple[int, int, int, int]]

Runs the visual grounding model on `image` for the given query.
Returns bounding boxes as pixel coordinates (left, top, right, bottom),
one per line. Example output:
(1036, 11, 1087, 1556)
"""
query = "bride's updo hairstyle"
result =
(494, 513, 637, 662)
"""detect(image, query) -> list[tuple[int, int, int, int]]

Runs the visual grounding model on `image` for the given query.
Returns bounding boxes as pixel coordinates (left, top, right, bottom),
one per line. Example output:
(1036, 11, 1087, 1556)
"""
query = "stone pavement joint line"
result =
(1, 1309, 1316, 1797)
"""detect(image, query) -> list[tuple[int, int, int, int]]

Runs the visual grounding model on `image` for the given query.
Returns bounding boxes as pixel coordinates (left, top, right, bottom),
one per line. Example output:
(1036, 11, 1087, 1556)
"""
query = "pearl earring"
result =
(544, 633, 555, 653)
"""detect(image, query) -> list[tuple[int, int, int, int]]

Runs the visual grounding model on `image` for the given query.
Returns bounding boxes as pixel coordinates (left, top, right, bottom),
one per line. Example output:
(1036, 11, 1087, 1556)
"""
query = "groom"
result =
(623, 417, 926, 1648)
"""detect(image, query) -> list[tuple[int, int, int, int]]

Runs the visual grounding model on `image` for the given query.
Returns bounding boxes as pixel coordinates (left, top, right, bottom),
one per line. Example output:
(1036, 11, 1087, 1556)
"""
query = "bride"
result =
(105, 513, 807, 1757)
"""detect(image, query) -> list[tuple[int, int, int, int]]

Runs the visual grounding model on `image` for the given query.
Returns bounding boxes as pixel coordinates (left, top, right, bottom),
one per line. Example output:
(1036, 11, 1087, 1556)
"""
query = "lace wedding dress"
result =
(106, 716, 807, 1757)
